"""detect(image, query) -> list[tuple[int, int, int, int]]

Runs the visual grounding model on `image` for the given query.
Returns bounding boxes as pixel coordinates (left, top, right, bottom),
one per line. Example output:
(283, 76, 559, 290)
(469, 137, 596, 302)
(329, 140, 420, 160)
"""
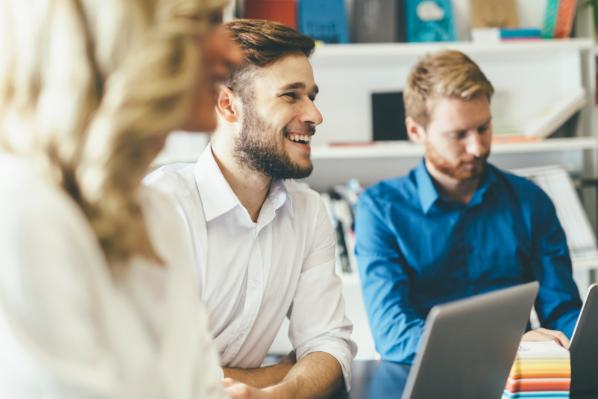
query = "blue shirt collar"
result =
(415, 159, 439, 214)
(415, 158, 496, 213)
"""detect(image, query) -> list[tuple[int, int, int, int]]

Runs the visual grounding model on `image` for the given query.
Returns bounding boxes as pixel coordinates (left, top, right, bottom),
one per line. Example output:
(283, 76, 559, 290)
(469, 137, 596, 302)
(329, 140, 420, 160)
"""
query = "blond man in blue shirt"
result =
(355, 50, 582, 364)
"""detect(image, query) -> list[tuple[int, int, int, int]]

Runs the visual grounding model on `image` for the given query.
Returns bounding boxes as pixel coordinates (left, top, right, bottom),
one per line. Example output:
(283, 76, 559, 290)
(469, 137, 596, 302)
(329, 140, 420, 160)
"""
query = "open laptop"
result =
(402, 282, 539, 399)
(570, 283, 598, 396)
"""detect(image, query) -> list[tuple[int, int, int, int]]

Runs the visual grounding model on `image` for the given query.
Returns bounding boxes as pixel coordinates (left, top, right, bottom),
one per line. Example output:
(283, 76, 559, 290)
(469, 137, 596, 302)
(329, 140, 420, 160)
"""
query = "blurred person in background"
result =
(0, 0, 267, 397)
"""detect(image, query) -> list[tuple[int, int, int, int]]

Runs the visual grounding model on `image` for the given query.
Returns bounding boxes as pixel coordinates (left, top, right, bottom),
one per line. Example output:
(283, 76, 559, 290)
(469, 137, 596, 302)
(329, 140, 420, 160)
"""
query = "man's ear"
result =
(216, 85, 239, 123)
(405, 116, 426, 144)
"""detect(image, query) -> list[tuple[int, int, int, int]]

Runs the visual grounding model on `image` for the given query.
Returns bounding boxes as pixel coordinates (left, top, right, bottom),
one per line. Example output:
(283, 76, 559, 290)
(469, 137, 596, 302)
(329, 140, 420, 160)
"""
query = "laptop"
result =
(570, 283, 598, 395)
(402, 282, 539, 399)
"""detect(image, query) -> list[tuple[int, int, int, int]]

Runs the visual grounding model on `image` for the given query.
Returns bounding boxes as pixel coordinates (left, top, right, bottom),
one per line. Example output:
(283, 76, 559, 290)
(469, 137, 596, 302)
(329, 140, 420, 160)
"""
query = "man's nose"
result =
(301, 99, 323, 126)
(465, 132, 486, 157)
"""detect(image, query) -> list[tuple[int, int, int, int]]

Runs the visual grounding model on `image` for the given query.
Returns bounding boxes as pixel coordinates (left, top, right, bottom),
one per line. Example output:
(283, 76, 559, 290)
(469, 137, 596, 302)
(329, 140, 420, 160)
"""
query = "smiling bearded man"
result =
(145, 19, 356, 399)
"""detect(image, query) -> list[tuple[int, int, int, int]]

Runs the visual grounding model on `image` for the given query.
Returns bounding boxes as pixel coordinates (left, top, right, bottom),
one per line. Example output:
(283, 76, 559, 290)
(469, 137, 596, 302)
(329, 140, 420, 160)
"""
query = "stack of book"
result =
(503, 341, 570, 398)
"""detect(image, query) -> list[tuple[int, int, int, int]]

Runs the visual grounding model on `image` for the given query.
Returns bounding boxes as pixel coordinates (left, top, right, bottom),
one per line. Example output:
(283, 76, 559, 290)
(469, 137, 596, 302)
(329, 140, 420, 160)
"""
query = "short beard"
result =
(425, 140, 488, 181)
(233, 102, 313, 180)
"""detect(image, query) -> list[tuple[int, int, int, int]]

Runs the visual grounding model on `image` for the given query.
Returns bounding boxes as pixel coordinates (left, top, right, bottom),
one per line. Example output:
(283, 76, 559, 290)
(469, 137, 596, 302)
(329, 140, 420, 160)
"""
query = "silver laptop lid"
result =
(402, 282, 539, 399)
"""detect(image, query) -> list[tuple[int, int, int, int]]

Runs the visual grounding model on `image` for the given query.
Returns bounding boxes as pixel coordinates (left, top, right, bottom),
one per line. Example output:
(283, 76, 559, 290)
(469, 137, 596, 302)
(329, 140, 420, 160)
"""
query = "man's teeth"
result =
(288, 134, 311, 144)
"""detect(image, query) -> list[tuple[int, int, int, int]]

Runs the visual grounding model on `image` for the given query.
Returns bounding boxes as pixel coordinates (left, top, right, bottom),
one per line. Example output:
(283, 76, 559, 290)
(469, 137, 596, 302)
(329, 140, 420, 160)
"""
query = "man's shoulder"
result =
(283, 179, 322, 201)
(280, 180, 327, 220)
(361, 173, 414, 206)
(144, 162, 196, 197)
(491, 165, 549, 203)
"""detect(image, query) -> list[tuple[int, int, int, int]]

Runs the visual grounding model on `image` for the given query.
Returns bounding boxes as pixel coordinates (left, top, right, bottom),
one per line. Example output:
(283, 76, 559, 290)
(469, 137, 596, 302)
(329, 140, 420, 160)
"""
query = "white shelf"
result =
(519, 90, 586, 138)
(311, 137, 598, 160)
(313, 38, 594, 64)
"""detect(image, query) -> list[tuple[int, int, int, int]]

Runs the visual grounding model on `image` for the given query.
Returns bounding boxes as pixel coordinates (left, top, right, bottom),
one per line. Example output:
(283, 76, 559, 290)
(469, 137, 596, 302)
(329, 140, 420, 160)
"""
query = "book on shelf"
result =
(243, 0, 297, 29)
(405, 0, 456, 42)
(298, 0, 349, 43)
(352, 0, 406, 43)
(543, 0, 559, 38)
(471, 27, 542, 43)
(543, 0, 577, 38)
(470, 0, 519, 29)
(554, 0, 577, 38)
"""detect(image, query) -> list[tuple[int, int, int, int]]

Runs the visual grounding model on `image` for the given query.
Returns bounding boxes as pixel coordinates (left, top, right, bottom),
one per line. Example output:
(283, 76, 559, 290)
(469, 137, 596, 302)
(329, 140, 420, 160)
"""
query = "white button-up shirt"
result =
(146, 145, 357, 387)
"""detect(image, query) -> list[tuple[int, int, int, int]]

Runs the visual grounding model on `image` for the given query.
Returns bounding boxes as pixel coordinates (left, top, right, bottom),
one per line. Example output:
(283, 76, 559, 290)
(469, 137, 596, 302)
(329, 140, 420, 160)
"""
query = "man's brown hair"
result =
(224, 19, 315, 96)
(404, 50, 494, 127)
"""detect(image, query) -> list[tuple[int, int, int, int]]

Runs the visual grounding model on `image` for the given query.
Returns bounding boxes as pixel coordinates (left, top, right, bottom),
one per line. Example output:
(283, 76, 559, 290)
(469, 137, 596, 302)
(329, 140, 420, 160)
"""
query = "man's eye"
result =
(282, 92, 299, 100)
(478, 125, 489, 134)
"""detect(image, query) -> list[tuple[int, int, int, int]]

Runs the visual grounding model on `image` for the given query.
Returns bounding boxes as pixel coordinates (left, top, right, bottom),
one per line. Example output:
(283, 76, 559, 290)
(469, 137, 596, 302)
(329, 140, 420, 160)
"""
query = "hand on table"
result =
(522, 328, 570, 349)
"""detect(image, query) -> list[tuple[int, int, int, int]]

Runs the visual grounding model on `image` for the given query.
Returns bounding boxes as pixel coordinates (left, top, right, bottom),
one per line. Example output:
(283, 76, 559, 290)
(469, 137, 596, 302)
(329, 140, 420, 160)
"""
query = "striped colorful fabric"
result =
(503, 341, 570, 399)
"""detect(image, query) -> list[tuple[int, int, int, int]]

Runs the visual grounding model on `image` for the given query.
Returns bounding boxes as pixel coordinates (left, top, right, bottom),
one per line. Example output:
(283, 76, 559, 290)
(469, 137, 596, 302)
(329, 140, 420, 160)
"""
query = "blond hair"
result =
(404, 50, 494, 126)
(0, 0, 226, 268)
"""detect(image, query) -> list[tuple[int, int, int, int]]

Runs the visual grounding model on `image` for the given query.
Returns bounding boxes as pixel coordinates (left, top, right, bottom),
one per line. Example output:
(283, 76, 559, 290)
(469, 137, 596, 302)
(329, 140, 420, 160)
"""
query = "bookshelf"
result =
(313, 38, 593, 60)
(309, 38, 595, 147)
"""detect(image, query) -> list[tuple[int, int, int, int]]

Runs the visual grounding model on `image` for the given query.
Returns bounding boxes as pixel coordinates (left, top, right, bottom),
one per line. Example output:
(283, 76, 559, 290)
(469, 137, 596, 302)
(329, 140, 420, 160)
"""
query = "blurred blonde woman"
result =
(0, 0, 266, 397)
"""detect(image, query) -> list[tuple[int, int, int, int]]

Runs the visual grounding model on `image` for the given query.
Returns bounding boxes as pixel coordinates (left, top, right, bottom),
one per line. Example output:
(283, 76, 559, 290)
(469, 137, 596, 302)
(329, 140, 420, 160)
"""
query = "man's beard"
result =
(233, 103, 314, 180)
(425, 140, 489, 181)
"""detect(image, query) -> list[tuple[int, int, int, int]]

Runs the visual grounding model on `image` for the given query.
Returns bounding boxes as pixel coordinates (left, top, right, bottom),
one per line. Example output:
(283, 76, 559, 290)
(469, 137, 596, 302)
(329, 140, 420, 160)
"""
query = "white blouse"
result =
(0, 155, 227, 399)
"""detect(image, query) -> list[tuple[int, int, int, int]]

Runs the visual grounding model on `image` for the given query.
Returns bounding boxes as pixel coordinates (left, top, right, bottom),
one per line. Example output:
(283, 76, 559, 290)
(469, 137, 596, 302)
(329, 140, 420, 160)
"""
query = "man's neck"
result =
(210, 145, 271, 223)
(425, 162, 480, 205)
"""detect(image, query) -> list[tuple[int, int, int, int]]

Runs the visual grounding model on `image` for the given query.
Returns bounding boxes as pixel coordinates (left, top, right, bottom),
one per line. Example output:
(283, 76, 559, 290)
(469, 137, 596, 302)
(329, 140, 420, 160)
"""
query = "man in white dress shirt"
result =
(146, 19, 356, 398)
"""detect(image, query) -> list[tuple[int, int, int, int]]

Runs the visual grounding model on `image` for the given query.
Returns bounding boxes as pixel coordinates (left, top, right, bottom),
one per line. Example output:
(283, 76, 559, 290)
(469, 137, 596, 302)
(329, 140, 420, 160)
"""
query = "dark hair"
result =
(224, 19, 315, 95)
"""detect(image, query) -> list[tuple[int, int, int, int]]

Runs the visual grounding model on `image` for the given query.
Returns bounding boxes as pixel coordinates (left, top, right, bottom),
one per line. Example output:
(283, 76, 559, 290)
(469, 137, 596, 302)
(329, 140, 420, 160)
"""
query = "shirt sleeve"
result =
(287, 198, 357, 391)
(0, 190, 119, 397)
(529, 189, 582, 338)
(354, 191, 425, 364)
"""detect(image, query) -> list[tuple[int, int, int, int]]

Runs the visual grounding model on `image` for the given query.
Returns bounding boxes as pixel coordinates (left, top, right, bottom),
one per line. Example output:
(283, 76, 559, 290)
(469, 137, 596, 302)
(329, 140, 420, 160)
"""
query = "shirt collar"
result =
(194, 144, 241, 222)
(415, 158, 497, 213)
(415, 159, 440, 214)
(194, 144, 292, 222)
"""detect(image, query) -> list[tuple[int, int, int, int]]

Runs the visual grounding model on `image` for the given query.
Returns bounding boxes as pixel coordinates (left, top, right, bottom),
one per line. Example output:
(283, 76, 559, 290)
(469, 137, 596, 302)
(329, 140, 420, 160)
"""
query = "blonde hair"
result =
(404, 50, 494, 126)
(0, 0, 226, 268)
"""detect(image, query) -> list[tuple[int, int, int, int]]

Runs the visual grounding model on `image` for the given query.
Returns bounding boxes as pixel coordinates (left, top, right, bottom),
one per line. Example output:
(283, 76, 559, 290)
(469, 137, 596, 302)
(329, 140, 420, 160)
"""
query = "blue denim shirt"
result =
(355, 159, 582, 364)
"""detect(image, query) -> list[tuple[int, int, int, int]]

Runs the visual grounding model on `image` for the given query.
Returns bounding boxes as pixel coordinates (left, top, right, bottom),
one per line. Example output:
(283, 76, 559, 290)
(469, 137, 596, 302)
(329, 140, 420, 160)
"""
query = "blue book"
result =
(405, 0, 456, 42)
(298, 0, 350, 44)
(500, 28, 542, 39)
